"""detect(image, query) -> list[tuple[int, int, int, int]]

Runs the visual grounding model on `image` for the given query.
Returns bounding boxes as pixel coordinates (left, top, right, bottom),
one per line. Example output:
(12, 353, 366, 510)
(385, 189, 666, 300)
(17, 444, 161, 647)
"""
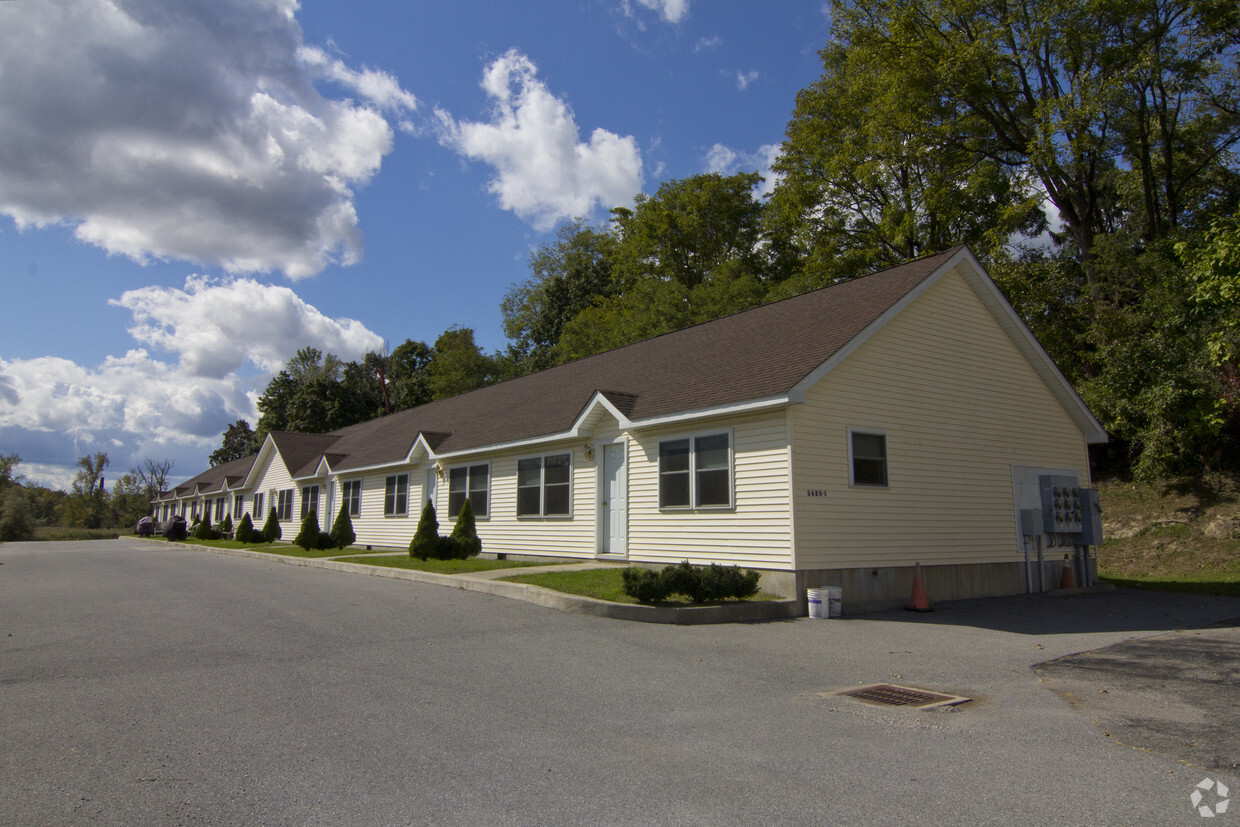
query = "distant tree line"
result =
(216, 0, 1238, 482)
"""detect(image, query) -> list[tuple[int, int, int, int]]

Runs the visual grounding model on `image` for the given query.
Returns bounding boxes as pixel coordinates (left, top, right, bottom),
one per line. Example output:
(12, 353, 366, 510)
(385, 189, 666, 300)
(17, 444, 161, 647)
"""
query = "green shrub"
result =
(261, 507, 281, 543)
(294, 510, 320, 551)
(220, 514, 233, 535)
(622, 561, 762, 604)
(329, 504, 356, 549)
(409, 500, 440, 560)
(234, 513, 256, 543)
(0, 489, 36, 542)
(194, 512, 219, 541)
(447, 499, 482, 559)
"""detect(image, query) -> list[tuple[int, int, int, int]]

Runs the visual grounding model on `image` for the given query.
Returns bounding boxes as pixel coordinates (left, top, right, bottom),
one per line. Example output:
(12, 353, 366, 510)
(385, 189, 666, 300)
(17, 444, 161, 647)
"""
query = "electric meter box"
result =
(1039, 475, 1084, 534)
(1078, 487, 1104, 545)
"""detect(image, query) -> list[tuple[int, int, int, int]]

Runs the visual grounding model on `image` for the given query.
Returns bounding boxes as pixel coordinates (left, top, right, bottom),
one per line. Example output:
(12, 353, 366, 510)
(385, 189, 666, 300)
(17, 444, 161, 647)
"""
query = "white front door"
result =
(599, 442, 627, 557)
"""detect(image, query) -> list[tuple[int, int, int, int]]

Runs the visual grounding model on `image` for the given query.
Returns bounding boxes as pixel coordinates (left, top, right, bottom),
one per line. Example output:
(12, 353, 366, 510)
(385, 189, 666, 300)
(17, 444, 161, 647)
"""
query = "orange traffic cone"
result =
(1058, 554, 1076, 589)
(906, 562, 933, 612)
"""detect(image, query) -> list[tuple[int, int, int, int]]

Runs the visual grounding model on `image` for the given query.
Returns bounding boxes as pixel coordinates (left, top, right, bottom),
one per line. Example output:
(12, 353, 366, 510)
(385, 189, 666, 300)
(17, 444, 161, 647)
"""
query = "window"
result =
(849, 429, 888, 487)
(276, 489, 294, 521)
(342, 480, 361, 517)
(516, 453, 571, 517)
(301, 485, 319, 521)
(234, 494, 244, 516)
(214, 497, 225, 521)
(448, 464, 489, 518)
(384, 474, 408, 517)
(254, 492, 264, 518)
(659, 432, 732, 509)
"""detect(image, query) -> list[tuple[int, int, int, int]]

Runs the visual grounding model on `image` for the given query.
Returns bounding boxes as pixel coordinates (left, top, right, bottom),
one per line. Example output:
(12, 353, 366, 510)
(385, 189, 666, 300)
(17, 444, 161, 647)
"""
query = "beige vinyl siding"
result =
(626, 410, 793, 569)
(342, 468, 425, 549)
(443, 442, 598, 558)
(249, 451, 297, 531)
(791, 269, 1090, 569)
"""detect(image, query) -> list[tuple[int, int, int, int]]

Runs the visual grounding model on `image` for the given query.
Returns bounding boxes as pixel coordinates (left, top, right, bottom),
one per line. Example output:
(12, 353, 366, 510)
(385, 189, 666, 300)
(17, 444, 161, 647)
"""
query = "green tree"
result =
(0, 487, 36, 542)
(409, 500, 440, 560)
(294, 510, 320, 551)
(447, 498, 482, 559)
(65, 452, 109, 529)
(381, 340, 434, 411)
(502, 219, 618, 373)
(234, 512, 256, 543)
(425, 327, 496, 400)
(0, 453, 23, 493)
(210, 420, 258, 465)
(109, 472, 151, 528)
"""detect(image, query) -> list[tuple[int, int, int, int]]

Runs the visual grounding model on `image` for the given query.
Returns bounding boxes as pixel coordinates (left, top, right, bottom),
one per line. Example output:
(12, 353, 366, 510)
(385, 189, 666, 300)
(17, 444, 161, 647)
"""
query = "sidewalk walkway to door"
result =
(142, 540, 803, 624)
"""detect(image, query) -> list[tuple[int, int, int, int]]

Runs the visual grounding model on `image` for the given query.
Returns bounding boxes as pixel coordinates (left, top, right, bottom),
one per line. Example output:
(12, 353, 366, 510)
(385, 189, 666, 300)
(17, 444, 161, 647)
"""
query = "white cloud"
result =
(111, 276, 384, 379)
(694, 36, 723, 53)
(0, 0, 417, 279)
(735, 70, 760, 91)
(0, 277, 383, 490)
(632, 0, 689, 24)
(435, 50, 643, 232)
(705, 143, 782, 198)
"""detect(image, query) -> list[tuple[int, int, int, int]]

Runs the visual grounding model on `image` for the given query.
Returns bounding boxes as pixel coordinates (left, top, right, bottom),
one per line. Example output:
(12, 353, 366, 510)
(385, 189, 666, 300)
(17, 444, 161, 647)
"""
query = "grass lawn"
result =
(1096, 475, 1240, 597)
(33, 527, 124, 541)
(336, 555, 570, 574)
(499, 567, 783, 606)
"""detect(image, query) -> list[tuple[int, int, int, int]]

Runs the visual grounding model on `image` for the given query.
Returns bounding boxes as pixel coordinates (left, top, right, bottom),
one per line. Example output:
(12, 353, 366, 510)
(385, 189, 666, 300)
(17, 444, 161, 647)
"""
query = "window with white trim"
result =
(384, 474, 408, 517)
(448, 464, 489, 518)
(658, 431, 732, 509)
(276, 489, 294, 521)
(253, 492, 264, 519)
(214, 497, 225, 521)
(300, 485, 319, 521)
(516, 453, 571, 517)
(341, 480, 361, 517)
(849, 429, 888, 487)
(234, 494, 244, 516)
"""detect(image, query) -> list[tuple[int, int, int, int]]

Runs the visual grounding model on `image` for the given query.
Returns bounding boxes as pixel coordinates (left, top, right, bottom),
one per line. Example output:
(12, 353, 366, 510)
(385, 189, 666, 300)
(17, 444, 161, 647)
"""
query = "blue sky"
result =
(0, 0, 829, 490)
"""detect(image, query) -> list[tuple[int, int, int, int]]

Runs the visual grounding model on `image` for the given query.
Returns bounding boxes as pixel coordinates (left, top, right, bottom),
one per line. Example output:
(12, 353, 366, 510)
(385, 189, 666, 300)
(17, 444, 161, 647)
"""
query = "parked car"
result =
(135, 517, 155, 536)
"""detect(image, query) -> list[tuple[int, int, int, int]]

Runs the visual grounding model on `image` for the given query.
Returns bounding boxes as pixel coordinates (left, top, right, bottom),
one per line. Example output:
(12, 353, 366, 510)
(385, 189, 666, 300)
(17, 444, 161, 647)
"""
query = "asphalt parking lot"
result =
(2, 539, 1238, 825)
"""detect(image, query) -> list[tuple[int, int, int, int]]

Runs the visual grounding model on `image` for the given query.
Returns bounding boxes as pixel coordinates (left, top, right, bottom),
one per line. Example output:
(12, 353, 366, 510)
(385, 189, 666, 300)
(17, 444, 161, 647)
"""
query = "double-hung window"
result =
(384, 474, 408, 517)
(300, 485, 319, 521)
(234, 494, 244, 516)
(214, 497, 225, 521)
(516, 453, 571, 517)
(341, 480, 362, 517)
(448, 464, 489, 518)
(849, 429, 888, 487)
(253, 492, 264, 519)
(276, 489, 294, 521)
(658, 432, 732, 509)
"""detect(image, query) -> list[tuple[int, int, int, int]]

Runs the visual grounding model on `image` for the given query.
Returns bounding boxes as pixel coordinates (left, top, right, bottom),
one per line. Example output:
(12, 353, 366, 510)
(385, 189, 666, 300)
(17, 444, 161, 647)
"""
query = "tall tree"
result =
(425, 327, 496, 400)
(65, 452, 109, 529)
(210, 420, 257, 465)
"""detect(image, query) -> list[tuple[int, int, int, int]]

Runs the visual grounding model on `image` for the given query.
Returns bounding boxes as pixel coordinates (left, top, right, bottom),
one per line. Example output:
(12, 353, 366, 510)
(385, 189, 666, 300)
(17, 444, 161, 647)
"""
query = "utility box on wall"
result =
(1078, 487, 1103, 546)
(1039, 475, 1084, 534)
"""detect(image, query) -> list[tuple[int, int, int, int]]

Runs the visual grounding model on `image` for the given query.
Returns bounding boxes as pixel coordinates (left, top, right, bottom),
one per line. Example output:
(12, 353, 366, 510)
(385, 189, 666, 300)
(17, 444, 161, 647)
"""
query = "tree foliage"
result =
(210, 420, 258, 466)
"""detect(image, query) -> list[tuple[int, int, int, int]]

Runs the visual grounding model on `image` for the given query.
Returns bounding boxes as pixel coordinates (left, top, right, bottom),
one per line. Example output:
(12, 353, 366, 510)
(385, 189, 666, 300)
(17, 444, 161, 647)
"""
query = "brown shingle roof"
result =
(172, 453, 258, 495)
(321, 247, 961, 470)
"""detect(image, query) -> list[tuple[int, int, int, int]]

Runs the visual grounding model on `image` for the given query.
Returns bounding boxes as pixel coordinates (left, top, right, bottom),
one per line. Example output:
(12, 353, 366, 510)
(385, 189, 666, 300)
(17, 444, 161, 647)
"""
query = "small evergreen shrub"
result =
(220, 514, 233, 536)
(261, 507, 281, 543)
(234, 513, 256, 543)
(446, 499, 482, 559)
(622, 561, 761, 604)
(194, 512, 220, 541)
(329, 504, 356, 550)
(294, 510, 320, 551)
(315, 532, 338, 550)
(409, 500, 440, 560)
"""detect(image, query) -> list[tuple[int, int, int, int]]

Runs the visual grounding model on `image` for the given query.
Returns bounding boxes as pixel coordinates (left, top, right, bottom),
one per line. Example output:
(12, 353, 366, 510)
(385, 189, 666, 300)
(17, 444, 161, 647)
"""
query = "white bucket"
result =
(807, 588, 829, 619)
(824, 585, 843, 617)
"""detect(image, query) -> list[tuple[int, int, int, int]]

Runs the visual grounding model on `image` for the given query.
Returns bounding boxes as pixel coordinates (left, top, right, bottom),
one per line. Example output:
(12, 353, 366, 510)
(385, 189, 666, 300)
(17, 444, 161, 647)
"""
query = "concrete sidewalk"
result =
(141, 540, 804, 624)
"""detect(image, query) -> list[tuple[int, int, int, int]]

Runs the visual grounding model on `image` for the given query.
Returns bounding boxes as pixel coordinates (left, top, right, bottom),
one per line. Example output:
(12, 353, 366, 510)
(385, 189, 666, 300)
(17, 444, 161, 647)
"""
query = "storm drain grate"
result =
(833, 683, 970, 709)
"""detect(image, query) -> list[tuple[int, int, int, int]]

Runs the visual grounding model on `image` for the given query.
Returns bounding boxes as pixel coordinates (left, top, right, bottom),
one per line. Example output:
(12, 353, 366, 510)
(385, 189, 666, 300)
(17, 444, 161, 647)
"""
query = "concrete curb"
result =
(137, 539, 804, 625)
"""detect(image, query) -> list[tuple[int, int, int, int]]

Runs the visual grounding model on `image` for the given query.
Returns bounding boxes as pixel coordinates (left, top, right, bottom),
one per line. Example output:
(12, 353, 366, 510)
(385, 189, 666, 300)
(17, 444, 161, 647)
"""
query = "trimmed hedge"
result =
(234, 513, 256, 543)
(409, 500, 440, 560)
(622, 561, 761, 604)
(329, 504, 356, 549)
(294, 510, 320, 551)
(261, 507, 281, 543)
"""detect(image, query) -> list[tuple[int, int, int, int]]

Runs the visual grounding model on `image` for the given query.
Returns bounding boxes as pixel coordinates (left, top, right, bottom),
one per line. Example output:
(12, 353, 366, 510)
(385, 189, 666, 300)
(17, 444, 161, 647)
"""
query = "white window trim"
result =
(847, 427, 889, 488)
(447, 461, 491, 521)
(300, 485, 320, 521)
(516, 452, 573, 519)
(657, 429, 735, 512)
(276, 488, 295, 521)
(383, 473, 409, 518)
(341, 479, 362, 518)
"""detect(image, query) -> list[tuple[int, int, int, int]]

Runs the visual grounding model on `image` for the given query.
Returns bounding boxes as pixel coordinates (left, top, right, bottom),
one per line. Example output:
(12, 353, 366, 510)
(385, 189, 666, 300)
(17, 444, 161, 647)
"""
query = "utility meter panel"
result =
(1039, 475, 1083, 534)
(1078, 488, 1104, 545)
